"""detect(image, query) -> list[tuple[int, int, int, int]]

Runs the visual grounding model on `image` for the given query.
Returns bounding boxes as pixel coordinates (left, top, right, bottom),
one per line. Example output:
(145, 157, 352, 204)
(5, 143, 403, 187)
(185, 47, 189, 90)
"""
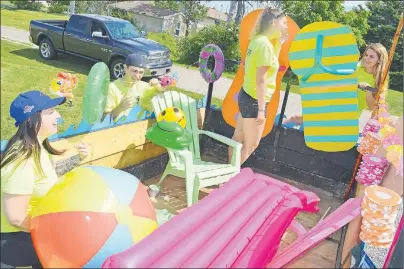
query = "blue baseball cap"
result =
(125, 53, 147, 68)
(10, 90, 66, 127)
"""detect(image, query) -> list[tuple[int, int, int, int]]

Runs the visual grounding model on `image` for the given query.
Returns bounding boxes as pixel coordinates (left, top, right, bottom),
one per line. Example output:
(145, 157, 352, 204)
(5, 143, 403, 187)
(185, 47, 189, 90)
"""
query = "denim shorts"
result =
(238, 88, 267, 118)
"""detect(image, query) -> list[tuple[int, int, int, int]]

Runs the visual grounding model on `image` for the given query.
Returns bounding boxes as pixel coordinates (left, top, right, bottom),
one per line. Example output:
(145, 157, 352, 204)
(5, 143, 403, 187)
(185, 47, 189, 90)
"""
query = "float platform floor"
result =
(145, 168, 344, 268)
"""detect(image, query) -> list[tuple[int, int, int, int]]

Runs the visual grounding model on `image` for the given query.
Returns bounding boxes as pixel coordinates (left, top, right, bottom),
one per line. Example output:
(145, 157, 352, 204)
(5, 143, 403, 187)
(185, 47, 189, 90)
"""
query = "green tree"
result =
(10, 0, 42, 11)
(364, 0, 403, 91)
(47, 0, 70, 14)
(74, 1, 110, 15)
(178, 22, 240, 72)
(154, 0, 180, 12)
(280, 1, 370, 49)
(340, 6, 370, 48)
(180, 0, 210, 37)
(280, 0, 346, 28)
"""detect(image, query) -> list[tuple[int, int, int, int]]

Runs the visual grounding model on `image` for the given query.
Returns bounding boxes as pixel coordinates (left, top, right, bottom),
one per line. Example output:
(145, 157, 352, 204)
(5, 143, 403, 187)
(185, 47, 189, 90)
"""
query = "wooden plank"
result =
(83, 143, 166, 169)
(49, 119, 169, 169)
(49, 107, 208, 169)
(52, 120, 154, 162)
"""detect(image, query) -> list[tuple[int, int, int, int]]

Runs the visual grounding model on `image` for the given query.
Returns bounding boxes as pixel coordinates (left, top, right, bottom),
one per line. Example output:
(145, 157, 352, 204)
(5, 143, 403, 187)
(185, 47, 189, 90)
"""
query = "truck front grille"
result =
(149, 51, 171, 65)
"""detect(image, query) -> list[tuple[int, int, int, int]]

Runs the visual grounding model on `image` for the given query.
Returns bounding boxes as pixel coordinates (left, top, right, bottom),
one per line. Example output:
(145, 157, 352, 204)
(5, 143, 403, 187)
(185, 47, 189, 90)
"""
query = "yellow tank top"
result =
(1, 146, 59, 233)
(243, 35, 279, 102)
(356, 63, 376, 113)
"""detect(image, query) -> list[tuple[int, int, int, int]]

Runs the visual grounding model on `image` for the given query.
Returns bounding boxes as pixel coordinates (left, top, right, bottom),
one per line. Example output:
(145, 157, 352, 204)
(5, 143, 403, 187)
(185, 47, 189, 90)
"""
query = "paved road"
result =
(2, 25, 382, 128)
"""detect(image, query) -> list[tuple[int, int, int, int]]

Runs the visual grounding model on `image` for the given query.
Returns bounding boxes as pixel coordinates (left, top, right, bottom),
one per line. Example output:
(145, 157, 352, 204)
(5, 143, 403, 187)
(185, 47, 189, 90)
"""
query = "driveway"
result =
(1, 25, 379, 128)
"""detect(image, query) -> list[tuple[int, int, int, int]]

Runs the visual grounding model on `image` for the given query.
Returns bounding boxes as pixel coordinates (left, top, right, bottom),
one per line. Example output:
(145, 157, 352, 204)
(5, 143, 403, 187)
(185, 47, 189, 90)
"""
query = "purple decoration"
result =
(199, 44, 225, 83)
(200, 51, 209, 59)
(205, 72, 212, 83)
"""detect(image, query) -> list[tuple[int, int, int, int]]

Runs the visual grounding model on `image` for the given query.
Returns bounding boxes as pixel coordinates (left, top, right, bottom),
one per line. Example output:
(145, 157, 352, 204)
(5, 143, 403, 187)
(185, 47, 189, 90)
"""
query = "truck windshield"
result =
(104, 21, 141, 39)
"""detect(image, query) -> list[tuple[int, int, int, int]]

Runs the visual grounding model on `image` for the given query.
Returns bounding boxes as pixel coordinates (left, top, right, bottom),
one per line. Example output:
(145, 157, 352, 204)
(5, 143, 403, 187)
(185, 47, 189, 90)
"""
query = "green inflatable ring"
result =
(82, 62, 110, 124)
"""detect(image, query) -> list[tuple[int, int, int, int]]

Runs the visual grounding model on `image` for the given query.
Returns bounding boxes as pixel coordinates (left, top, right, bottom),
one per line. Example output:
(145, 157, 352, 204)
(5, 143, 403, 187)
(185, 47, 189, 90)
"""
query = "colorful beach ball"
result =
(30, 166, 157, 268)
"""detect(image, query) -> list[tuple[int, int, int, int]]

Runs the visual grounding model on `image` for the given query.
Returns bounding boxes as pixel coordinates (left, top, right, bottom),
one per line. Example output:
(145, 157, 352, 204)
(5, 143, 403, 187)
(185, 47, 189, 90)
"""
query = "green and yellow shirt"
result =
(1, 145, 59, 233)
(356, 62, 376, 113)
(243, 34, 280, 102)
(104, 79, 159, 121)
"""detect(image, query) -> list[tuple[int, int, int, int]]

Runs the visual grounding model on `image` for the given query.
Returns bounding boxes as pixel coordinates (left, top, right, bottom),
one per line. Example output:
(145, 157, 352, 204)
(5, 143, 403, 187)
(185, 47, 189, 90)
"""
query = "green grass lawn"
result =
(1, 8, 68, 31)
(0, 39, 222, 140)
(386, 90, 403, 117)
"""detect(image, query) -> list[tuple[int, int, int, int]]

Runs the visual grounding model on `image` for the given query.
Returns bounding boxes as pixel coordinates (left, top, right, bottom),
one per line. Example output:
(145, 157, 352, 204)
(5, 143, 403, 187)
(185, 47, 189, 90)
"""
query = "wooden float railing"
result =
(50, 108, 207, 170)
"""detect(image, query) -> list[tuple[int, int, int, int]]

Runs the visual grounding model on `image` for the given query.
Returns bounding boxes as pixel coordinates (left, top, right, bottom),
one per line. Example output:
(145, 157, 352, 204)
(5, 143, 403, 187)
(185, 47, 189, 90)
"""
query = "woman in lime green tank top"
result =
(357, 43, 389, 112)
(1, 91, 89, 268)
(229, 8, 289, 165)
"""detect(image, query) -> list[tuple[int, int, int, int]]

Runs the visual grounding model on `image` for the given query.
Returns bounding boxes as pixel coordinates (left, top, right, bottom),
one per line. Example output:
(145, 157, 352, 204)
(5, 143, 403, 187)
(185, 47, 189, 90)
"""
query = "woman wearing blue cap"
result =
(104, 53, 166, 121)
(0, 91, 88, 268)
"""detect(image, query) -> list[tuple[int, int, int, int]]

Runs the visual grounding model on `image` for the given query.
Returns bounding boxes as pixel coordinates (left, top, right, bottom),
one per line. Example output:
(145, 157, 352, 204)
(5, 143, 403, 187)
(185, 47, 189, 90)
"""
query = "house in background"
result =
(188, 7, 229, 32)
(108, 1, 228, 37)
(108, 1, 187, 37)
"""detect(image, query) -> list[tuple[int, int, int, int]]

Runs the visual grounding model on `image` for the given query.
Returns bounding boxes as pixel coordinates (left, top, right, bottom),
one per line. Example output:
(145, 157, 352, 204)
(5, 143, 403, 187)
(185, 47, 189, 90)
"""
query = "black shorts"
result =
(238, 88, 267, 118)
(1, 232, 42, 268)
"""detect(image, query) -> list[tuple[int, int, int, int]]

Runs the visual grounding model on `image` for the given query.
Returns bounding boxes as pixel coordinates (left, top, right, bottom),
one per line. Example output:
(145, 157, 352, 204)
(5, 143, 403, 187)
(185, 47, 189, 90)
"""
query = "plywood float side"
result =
(49, 109, 206, 170)
(82, 143, 167, 169)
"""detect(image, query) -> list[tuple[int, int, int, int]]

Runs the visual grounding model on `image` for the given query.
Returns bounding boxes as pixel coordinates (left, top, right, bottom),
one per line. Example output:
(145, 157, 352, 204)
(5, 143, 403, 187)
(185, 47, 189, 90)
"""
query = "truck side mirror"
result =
(141, 30, 147, 38)
(92, 31, 109, 39)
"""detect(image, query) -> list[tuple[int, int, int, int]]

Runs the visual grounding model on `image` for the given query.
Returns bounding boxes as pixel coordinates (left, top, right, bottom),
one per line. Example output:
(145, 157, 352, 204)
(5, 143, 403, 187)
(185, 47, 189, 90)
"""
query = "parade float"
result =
(1, 9, 403, 269)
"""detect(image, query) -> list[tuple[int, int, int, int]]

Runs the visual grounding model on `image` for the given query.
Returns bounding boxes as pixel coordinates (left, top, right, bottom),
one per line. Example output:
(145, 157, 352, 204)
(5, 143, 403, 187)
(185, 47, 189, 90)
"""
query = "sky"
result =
(205, 1, 367, 14)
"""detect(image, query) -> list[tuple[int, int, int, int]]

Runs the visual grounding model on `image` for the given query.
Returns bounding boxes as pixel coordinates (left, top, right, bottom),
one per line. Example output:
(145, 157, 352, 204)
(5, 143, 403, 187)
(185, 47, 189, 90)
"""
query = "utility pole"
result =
(227, 0, 237, 22)
(234, 1, 245, 25)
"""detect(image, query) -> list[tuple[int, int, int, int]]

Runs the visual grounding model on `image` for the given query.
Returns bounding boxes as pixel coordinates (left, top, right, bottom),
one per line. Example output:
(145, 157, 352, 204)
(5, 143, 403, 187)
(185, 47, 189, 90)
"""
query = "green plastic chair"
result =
(151, 91, 242, 207)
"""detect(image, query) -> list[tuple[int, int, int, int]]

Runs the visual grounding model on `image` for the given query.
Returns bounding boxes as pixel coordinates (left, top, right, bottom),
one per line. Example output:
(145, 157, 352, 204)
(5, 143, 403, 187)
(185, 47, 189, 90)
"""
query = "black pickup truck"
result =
(29, 14, 172, 79)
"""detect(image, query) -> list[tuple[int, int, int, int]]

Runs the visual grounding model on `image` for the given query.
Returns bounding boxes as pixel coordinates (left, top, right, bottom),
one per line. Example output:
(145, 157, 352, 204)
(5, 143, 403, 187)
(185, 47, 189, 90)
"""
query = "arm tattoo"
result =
(54, 154, 82, 176)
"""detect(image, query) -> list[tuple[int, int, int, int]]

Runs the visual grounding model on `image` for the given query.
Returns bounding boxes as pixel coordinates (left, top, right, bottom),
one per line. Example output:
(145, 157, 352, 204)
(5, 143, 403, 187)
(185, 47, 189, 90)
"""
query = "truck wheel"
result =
(39, 39, 56, 60)
(110, 58, 126, 80)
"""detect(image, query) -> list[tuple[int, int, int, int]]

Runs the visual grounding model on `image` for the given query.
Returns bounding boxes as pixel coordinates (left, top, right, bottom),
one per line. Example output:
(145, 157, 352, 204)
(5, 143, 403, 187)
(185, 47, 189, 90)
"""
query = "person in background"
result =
(1, 91, 88, 268)
(283, 43, 389, 127)
(229, 8, 289, 164)
(104, 54, 165, 122)
(357, 43, 389, 112)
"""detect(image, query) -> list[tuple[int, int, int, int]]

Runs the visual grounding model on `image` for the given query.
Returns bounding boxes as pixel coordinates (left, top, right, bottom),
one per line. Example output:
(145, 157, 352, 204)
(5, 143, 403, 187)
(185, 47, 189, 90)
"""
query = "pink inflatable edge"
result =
(102, 168, 320, 268)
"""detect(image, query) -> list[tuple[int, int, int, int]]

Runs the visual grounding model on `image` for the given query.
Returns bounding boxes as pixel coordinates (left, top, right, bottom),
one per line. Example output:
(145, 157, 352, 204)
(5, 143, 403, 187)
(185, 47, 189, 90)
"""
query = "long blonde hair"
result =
(360, 43, 389, 91)
(250, 8, 285, 40)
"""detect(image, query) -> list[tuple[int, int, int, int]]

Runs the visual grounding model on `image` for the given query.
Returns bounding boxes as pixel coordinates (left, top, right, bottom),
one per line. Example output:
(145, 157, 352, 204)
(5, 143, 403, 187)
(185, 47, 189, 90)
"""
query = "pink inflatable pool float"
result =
(102, 168, 320, 268)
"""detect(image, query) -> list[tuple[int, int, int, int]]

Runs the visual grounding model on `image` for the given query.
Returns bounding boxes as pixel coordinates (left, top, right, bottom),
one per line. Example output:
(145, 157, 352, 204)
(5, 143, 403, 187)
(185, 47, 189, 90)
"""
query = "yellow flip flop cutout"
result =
(289, 21, 360, 152)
